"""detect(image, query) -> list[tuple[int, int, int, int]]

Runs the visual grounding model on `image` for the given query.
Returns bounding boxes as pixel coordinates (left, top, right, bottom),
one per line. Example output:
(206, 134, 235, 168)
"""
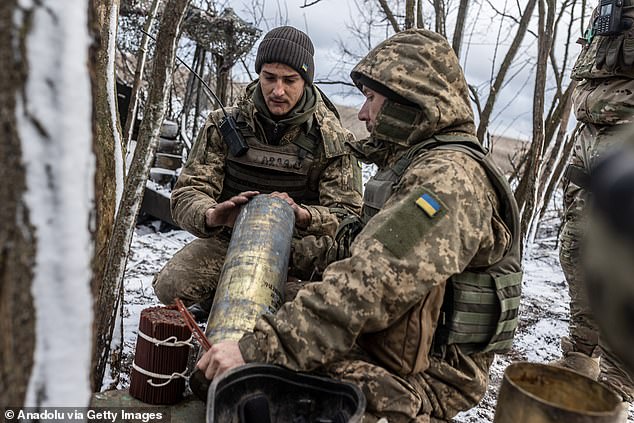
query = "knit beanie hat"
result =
(255, 26, 315, 85)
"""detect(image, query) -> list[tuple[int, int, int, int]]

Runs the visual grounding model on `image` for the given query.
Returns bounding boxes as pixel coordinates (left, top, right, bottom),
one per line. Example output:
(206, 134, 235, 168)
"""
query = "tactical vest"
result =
(571, 1, 634, 81)
(216, 99, 349, 205)
(359, 135, 523, 374)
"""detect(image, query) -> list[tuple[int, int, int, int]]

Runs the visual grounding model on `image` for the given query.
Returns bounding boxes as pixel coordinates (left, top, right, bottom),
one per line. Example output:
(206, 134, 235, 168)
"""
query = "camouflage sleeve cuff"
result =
(297, 205, 338, 237)
(185, 199, 217, 238)
(238, 332, 268, 363)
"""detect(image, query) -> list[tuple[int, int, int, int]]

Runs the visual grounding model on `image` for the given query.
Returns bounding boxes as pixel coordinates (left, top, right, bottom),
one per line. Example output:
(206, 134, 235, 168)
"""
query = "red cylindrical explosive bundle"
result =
(129, 305, 192, 404)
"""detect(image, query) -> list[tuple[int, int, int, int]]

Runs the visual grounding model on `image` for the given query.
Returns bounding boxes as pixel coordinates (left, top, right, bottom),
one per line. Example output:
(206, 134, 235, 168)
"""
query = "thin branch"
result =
(485, 0, 539, 38)
(300, 0, 325, 7)
(378, 0, 401, 33)
(314, 79, 356, 87)
(452, 0, 469, 57)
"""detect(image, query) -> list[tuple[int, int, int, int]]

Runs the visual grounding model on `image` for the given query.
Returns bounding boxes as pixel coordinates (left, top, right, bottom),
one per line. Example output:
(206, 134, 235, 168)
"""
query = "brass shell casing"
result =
(205, 195, 295, 344)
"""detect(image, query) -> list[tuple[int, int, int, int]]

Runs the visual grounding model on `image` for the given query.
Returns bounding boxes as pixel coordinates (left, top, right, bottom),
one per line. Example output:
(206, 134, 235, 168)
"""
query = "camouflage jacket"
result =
(571, 2, 634, 127)
(239, 30, 514, 410)
(170, 83, 362, 240)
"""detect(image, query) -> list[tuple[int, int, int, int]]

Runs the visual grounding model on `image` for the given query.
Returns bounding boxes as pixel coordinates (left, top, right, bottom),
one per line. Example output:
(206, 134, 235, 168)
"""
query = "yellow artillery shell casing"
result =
(205, 195, 295, 344)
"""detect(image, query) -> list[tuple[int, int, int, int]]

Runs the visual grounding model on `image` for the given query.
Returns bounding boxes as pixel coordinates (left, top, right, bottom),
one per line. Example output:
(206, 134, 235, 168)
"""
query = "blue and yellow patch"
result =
(416, 193, 442, 217)
(301, 63, 309, 72)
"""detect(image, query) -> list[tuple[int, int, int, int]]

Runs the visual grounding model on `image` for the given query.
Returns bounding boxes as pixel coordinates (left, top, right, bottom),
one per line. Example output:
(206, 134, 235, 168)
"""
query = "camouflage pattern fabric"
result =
(559, 9, 634, 400)
(560, 123, 634, 400)
(153, 83, 362, 305)
(238, 29, 514, 421)
(571, 0, 634, 81)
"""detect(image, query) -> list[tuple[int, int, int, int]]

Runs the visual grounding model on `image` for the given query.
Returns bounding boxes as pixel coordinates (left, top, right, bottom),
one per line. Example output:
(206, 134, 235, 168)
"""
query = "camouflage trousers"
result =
(559, 123, 634, 401)
(152, 229, 232, 305)
(322, 347, 492, 422)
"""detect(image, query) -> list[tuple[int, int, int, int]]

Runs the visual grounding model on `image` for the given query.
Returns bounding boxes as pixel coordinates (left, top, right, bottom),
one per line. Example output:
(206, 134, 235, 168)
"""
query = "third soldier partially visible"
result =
(554, 0, 634, 402)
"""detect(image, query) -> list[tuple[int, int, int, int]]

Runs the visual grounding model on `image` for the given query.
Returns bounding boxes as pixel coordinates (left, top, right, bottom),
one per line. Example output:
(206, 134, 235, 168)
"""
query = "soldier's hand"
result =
(269, 191, 311, 229)
(196, 340, 245, 380)
(205, 191, 259, 228)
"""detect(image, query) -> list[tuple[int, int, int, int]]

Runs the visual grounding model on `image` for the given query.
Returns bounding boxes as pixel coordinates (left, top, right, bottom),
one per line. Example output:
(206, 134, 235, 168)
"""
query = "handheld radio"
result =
(594, 0, 624, 35)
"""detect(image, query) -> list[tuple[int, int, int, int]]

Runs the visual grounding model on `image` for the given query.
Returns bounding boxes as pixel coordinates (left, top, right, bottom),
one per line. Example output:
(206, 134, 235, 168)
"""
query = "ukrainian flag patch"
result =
(416, 193, 441, 217)
(301, 63, 309, 72)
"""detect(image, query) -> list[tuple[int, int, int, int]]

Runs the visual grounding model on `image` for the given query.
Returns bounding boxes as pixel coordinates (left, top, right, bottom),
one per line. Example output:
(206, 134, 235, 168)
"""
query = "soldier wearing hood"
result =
(197, 29, 522, 422)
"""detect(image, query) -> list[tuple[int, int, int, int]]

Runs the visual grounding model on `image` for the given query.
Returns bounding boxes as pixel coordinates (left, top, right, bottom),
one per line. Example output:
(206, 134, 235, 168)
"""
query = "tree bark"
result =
(516, 0, 556, 245)
(476, 0, 537, 142)
(378, 0, 401, 33)
(93, 0, 191, 390)
(433, 0, 446, 37)
(123, 0, 162, 147)
(0, 0, 36, 408)
(537, 88, 577, 225)
(2, 0, 95, 407)
(452, 0, 469, 57)
(89, 0, 126, 390)
(405, 0, 416, 30)
(417, 0, 424, 28)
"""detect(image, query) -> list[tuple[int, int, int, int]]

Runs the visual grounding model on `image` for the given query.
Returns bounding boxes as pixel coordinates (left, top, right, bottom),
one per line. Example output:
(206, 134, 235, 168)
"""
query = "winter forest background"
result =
(3, 0, 631, 420)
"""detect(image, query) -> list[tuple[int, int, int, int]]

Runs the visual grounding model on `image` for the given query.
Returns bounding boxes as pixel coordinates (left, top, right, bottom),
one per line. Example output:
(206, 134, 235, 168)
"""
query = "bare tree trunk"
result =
(405, 0, 416, 30)
(2, 0, 95, 407)
(516, 0, 556, 245)
(93, 0, 191, 390)
(215, 54, 231, 107)
(417, 0, 424, 28)
(452, 0, 469, 57)
(532, 82, 575, 231)
(193, 48, 208, 138)
(476, 0, 537, 142)
(182, 46, 206, 143)
(123, 0, 162, 147)
(89, 0, 126, 390)
(433, 0, 446, 37)
(537, 101, 577, 225)
(378, 0, 401, 33)
(0, 0, 36, 408)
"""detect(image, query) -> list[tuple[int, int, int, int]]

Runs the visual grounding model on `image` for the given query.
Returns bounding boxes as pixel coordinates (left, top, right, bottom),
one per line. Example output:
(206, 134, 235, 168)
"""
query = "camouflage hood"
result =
(350, 29, 477, 159)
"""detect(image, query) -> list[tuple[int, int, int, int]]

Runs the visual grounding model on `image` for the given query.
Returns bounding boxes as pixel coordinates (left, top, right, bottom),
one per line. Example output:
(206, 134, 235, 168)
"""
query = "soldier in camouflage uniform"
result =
(555, 1, 634, 401)
(197, 29, 523, 422)
(153, 26, 363, 308)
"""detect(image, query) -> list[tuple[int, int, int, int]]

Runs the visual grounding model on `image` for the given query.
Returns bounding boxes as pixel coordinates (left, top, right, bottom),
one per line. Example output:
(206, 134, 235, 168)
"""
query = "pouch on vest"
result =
(434, 271, 522, 355)
(572, 3, 634, 79)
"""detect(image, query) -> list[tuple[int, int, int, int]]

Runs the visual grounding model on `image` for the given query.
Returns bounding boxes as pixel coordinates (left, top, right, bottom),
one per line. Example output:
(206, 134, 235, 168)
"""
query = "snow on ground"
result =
(116, 209, 634, 422)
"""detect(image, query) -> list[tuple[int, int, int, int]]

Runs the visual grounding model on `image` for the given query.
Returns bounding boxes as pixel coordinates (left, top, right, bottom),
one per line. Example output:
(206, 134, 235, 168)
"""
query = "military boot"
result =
(551, 336, 601, 380)
(599, 346, 634, 403)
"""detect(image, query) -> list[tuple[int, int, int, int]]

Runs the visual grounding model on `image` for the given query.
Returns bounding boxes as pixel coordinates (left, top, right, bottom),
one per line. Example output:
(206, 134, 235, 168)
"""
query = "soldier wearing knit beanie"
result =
(255, 26, 315, 85)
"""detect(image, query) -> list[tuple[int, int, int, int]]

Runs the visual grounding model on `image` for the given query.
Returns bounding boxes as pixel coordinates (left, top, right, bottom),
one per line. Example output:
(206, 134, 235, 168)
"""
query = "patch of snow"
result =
(16, 0, 94, 407)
